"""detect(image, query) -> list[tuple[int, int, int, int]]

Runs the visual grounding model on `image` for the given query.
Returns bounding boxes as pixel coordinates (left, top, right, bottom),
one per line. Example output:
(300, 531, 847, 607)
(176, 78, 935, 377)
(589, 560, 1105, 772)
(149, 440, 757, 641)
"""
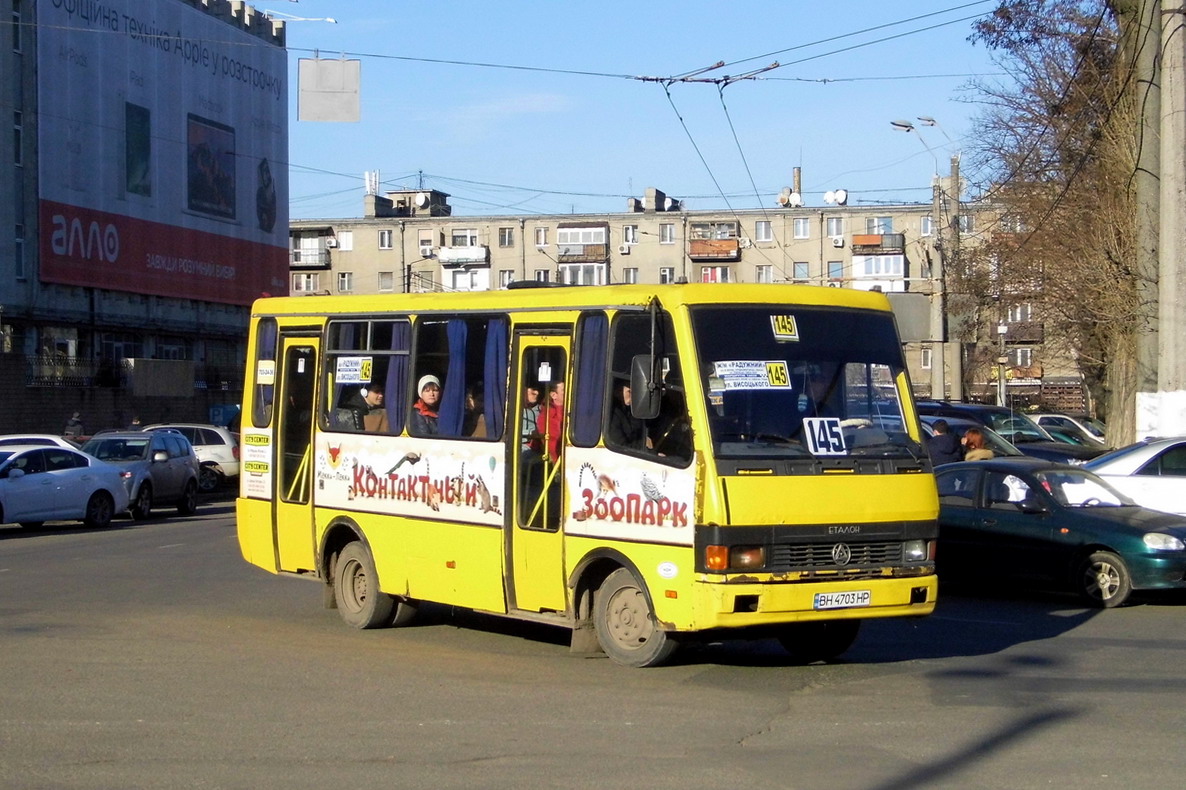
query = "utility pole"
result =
(1156, 0, 1186, 435)
(946, 154, 963, 401)
(929, 175, 945, 400)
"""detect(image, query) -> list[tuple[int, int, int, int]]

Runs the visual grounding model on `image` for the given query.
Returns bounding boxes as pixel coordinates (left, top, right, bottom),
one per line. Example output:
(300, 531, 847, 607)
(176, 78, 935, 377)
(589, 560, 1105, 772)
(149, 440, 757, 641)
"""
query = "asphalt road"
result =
(3, 500, 1186, 790)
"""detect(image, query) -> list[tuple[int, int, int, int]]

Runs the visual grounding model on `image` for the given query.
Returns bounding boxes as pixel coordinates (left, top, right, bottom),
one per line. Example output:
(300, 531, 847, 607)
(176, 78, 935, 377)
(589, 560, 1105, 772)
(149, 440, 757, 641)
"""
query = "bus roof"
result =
(252, 283, 893, 318)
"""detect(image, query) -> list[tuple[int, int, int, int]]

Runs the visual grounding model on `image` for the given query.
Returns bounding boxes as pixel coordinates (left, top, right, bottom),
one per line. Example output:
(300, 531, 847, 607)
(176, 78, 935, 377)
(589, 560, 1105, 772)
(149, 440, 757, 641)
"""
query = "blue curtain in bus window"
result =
(438, 318, 468, 436)
(253, 318, 278, 427)
(572, 312, 608, 446)
(385, 320, 410, 433)
(483, 318, 508, 438)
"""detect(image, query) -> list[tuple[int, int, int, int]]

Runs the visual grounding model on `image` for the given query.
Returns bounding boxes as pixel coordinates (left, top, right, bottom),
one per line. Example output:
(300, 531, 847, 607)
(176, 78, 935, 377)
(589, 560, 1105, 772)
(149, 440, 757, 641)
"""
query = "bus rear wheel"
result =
(594, 568, 678, 668)
(777, 619, 861, 664)
(335, 542, 395, 629)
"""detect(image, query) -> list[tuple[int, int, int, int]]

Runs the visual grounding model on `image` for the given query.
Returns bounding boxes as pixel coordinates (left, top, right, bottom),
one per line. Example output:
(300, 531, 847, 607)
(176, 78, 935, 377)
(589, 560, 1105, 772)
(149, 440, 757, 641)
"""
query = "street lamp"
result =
(261, 10, 337, 22)
(890, 119, 939, 177)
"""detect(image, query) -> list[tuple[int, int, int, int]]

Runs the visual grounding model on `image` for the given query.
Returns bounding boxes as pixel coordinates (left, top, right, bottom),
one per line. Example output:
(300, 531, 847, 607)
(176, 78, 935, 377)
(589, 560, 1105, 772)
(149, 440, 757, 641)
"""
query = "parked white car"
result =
(141, 423, 240, 492)
(1083, 436, 1186, 516)
(0, 434, 82, 449)
(1030, 413, 1108, 448)
(0, 444, 130, 529)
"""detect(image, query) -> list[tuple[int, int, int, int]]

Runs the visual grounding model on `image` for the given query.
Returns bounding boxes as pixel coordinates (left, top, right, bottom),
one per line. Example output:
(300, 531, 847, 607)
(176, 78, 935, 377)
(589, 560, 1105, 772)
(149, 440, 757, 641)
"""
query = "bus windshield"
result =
(690, 305, 923, 461)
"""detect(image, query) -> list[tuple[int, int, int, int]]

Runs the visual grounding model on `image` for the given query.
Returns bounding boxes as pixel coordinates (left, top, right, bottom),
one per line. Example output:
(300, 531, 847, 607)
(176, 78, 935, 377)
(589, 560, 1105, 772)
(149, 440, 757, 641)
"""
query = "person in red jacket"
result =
(536, 381, 565, 463)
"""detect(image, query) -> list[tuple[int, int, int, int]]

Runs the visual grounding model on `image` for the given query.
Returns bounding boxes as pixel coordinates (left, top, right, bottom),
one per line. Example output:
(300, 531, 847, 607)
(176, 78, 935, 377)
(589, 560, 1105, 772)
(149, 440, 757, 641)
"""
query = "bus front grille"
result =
(768, 541, 904, 572)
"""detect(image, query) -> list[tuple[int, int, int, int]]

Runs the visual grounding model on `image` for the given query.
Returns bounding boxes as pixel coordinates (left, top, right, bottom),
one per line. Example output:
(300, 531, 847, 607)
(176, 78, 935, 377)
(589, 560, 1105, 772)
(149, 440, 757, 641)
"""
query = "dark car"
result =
(916, 401, 1104, 463)
(935, 457, 1186, 607)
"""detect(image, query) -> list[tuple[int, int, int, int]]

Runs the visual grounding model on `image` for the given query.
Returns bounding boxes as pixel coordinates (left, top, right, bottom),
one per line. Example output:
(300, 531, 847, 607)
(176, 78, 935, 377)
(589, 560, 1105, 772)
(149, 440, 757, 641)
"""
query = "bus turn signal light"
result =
(706, 545, 729, 571)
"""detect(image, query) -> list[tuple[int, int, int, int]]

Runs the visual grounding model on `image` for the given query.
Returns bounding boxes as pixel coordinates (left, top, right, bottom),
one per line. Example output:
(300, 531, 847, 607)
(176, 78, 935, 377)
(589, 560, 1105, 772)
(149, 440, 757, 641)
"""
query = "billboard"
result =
(37, 0, 289, 305)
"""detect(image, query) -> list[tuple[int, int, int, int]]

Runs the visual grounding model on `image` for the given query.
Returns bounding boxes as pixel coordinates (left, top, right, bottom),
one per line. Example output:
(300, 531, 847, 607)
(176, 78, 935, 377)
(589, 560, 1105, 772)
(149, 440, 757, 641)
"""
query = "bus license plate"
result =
(813, 590, 871, 610)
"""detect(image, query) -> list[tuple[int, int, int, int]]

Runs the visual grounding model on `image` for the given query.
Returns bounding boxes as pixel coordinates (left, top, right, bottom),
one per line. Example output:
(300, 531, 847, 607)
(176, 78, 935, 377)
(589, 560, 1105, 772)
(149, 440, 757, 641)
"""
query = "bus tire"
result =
(594, 568, 678, 668)
(777, 619, 861, 664)
(335, 542, 395, 629)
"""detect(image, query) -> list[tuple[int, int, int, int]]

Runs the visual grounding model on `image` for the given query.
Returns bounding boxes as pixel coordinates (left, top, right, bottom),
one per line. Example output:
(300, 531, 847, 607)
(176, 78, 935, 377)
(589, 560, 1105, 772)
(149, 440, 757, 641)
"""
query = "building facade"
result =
(1, 0, 288, 433)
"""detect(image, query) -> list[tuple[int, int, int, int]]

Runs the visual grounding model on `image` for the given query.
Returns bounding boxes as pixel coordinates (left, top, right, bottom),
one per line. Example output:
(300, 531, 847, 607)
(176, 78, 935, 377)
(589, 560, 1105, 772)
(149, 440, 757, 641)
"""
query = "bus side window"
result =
(411, 316, 508, 440)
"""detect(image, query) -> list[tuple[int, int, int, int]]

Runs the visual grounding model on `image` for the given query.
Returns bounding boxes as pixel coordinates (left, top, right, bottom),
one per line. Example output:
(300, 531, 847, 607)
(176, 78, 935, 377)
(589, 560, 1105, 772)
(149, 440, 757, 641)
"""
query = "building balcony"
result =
(689, 238, 740, 261)
(438, 245, 490, 266)
(290, 249, 331, 269)
(851, 233, 906, 253)
(1005, 321, 1045, 343)
(557, 244, 608, 263)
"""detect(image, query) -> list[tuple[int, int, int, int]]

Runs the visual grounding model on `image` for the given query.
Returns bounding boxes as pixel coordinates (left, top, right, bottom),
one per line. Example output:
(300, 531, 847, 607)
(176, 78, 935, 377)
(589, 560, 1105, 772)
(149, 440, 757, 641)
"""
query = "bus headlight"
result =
(730, 546, 766, 570)
(904, 540, 929, 561)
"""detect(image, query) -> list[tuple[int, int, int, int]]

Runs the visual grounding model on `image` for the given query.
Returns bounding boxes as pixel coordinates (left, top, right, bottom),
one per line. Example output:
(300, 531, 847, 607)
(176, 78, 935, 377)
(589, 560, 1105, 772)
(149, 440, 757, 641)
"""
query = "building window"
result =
(793, 261, 809, 282)
(378, 229, 393, 249)
(700, 266, 731, 283)
(1008, 303, 1032, 323)
(623, 225, 638, 244)
(921, 347, 933, 370)
(828, 260, 844, 283)
(755, 220, 772, 243)
(411, 272, 434, 292)
(559, 262, 606, 285)
(12, 0, 21, 52)
(338, 272, 353, 293)
(826, 217, 844, 237)
(378, 271, 394, 292)
(557, 226, 607, 249)
(755, 264, 774, 283)
(499, 227, 515, 247)
(332, 231, 353, 251)
(293, 273, 319, 293)
(1009, 347, 1033, 367)
(534, 269, 550, 283)
(499, 269, 514, 288)
(921, 216, 933, 237)
(659, 223, 675, 244)
(690, 221, 737, 240)
(865, 217, 893, 234)
(793, 217, 810, 239)
(659, 267, 675, 284)
(621, 267, 639, 284)
(958, 214, 975, 233)
(534, 227, 548, 246)
(860, 255, 904, 277)
(451, 228, 479, 247)
(451, 269, 481, 292)
(13, 111, 21, 166)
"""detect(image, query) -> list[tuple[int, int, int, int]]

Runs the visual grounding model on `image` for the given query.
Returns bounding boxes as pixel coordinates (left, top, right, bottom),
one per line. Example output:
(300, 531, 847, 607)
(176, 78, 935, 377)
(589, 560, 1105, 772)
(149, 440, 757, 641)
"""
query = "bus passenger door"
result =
(274, 337, 319, 573)
(509, 334, 569, 613)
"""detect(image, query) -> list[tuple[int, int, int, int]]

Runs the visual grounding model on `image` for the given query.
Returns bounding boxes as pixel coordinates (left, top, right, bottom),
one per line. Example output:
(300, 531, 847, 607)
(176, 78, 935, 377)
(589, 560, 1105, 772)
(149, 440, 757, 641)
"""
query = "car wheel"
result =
(199, 465, 222, 493)
(1077, 550, 1132, 608)
(132, 484, 153, 520)
(83, 492, 115, 528)
(594, 568, 678, 667)
(177, 480, 198, 515)
(334, 542, 396, 629)
(777, 619, 862, 663)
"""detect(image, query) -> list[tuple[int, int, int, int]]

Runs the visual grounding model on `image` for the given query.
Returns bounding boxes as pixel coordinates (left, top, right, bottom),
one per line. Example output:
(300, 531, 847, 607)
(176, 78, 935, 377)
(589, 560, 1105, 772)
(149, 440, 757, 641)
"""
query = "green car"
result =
(936, 457, 1186, 607)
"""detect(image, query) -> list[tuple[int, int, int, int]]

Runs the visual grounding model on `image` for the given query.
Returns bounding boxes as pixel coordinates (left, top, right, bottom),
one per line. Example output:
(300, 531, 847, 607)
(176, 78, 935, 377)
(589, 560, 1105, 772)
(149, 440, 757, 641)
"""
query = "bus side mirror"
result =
(630, 354, 661, 420)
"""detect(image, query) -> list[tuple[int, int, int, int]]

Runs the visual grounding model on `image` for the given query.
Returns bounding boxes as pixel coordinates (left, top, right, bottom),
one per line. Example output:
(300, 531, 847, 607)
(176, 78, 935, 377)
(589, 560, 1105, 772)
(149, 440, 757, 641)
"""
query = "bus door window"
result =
(279, 344, 316, 504)
(517, 345, 566, 530)
(251, 318, 278, 427)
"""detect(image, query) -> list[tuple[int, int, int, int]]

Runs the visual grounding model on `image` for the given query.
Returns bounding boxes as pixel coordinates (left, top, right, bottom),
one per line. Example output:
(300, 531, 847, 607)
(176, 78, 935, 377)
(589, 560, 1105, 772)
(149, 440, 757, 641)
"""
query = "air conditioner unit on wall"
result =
(831, 236, 844, 248)
(420, 246, 434, 258)
(739, 238, 753, 249)
(324, 238, 338, 248)
(617, 244, 630, 255)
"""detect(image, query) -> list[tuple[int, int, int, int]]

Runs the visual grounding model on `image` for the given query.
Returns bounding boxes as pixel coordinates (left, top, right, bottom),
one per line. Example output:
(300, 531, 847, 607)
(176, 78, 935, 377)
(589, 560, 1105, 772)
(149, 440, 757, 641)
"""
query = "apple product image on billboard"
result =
(37, 0, 290, 305)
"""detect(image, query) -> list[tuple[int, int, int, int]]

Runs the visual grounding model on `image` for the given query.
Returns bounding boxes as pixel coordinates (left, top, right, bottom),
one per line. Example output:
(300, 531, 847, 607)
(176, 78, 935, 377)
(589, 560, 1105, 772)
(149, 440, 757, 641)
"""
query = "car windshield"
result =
(983, 412, 1055, 444)
(83, 438, 151, 462)
(1034, 469, 1133, 507)
(690, 305, 923, 462)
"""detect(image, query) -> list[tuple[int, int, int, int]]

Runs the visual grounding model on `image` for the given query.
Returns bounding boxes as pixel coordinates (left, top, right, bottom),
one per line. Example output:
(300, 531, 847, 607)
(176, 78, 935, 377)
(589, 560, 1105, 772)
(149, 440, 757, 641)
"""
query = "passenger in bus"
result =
(536, 381, 565, 462)
(607, 382, 650, 451)
(464, 382, 487, 438)
(799, 368, 839, 419)
(410, 375, 441, 435)
(520, 384, 542, 450)
(336, 383, 387, 432)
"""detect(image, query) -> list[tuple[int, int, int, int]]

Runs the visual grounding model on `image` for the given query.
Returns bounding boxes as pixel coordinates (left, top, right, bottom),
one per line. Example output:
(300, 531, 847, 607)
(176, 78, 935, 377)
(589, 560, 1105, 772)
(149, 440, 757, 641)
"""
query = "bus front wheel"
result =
(594, 568, 678, 668)
(335, 542, 396, 629)
(777, 619, 861, 664)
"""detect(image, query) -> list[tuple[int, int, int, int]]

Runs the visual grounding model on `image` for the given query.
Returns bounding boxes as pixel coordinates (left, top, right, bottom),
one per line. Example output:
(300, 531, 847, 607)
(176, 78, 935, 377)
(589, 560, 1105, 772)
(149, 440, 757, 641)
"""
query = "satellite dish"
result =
(414, 192, 429, 208)
(834, 189, 848, 205)
(787, 192, 803, 207)
(664, 196, 675, 210)
(777, 188, 792, 206)
(824, 190, 836, 204)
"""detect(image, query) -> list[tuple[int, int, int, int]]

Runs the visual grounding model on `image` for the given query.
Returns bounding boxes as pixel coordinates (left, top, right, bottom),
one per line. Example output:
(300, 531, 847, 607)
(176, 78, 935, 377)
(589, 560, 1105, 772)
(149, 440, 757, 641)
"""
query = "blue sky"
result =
(266, 1, 1006, 219)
